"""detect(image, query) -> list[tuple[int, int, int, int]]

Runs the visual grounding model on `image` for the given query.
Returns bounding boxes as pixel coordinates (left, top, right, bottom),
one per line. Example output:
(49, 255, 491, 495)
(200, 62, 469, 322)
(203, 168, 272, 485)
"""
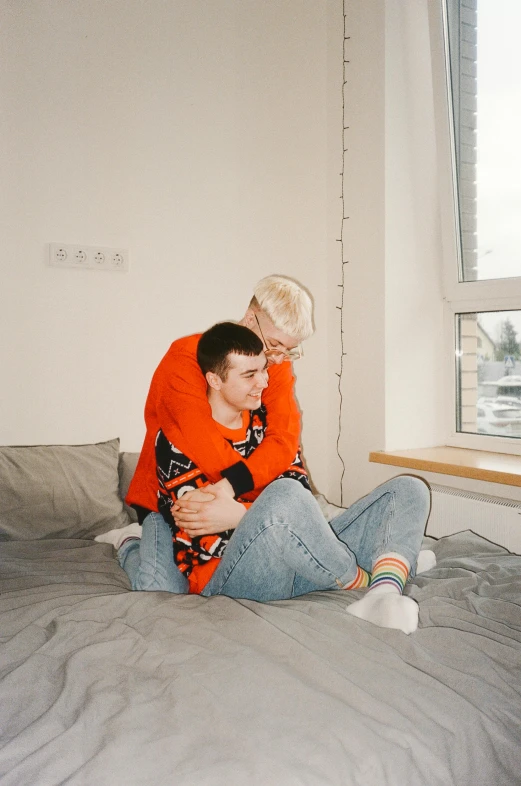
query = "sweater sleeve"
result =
(153, 336, 301, 497)
(231, 360, 301, 488)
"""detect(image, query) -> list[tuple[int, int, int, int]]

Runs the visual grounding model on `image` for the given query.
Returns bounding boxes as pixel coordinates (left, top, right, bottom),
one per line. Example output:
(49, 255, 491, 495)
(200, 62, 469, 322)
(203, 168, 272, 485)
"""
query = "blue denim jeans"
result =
(119, 511, 189, 593)
(119, 476, 430, 602)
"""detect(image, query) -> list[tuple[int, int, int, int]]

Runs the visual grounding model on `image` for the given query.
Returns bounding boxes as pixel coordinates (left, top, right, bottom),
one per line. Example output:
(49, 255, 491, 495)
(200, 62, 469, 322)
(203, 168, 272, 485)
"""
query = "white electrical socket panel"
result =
(49, 243, 129, 272)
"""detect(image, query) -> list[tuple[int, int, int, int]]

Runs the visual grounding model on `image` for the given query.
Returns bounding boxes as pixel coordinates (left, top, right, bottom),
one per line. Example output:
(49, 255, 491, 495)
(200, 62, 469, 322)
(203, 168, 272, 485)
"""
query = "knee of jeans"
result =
(390, 475, 431, 514)
(264, 478, 310, 506)
(144, 511, 166, 529)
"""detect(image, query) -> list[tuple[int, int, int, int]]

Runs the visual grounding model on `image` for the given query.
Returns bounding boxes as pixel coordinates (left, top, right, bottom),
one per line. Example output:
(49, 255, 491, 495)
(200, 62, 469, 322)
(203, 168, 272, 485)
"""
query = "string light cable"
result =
(335, 6, 350, 506)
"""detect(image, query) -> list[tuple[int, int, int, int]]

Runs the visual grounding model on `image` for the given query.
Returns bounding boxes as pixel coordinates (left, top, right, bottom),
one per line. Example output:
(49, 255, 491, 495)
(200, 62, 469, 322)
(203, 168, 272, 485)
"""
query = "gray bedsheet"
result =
(1, 532, 520, 786)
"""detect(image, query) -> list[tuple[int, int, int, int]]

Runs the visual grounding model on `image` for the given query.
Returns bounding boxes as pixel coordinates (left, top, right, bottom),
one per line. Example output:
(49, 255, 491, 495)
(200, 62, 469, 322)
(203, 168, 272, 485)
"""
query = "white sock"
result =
(95, 522, 142, 550)
(346, 592, 419, 634)
(416, 549, 436, 574)
(346, 552, 419, 634)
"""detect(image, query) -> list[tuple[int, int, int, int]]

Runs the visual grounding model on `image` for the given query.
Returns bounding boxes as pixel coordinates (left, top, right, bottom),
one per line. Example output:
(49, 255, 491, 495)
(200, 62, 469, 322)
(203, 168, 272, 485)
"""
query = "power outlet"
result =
(55, 246, 68, 263)
(49, 243, 129, 272)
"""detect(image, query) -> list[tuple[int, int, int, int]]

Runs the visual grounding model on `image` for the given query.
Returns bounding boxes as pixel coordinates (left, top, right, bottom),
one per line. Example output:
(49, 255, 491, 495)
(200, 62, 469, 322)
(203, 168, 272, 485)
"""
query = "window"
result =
(435, 0, 521, 452)
(456, 310, 521, 439)
(448, 0, 521, 285)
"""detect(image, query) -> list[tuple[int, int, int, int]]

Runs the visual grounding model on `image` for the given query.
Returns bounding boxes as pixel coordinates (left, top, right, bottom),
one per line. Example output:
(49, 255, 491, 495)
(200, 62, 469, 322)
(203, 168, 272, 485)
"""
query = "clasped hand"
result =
(172, 483, 246, 537)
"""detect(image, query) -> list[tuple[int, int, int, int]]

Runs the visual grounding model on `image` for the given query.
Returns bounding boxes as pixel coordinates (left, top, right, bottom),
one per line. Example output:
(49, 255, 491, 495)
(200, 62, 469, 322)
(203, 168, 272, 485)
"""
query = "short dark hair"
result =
(197, 322, 264, 380)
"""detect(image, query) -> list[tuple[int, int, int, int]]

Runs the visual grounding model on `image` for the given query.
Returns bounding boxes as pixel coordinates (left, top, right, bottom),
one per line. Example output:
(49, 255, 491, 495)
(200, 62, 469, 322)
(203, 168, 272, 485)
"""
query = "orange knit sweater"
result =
(126, 333, 301, 511)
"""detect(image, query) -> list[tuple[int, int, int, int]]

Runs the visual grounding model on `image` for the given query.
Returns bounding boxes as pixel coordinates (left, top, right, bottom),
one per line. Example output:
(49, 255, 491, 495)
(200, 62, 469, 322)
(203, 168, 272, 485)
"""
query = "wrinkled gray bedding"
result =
(1, 531, 520, 786)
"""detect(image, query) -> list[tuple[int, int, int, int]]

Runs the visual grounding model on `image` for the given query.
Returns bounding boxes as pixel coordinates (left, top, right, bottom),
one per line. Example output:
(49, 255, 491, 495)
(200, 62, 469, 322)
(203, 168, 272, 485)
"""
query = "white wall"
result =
(337, 0, 386, 506)
(0, 0, 341, 497)
(335, 0, 447, 506)
(384, 0, 446, 454)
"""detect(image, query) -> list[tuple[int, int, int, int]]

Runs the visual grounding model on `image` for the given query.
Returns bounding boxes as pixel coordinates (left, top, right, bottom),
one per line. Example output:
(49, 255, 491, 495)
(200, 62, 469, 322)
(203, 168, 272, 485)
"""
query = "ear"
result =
(206, 371, 222, 391)
(243, 308, 256, 329)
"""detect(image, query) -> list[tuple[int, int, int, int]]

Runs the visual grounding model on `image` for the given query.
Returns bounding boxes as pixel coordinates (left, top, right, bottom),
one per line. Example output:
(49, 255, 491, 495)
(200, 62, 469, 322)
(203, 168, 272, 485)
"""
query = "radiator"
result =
(427, 483, 521, 555)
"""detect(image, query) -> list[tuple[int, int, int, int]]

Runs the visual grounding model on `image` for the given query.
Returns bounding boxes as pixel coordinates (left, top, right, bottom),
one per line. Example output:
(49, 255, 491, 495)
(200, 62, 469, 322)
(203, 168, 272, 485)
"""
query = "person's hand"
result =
(212, 477, 235, 496)
(174, 477, 233, 506)
(175, 487, 216, 504)
(173, 484, 246, 537)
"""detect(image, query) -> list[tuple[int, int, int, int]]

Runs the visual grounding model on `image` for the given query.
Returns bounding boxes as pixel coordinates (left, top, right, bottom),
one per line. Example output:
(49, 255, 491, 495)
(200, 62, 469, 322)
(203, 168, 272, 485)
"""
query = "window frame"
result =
(430, 0, 521, 454)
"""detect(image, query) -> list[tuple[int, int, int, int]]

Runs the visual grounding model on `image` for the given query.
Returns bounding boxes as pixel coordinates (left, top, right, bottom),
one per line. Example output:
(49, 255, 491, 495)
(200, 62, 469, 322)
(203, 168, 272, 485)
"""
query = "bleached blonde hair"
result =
(250, 275, 314, 341)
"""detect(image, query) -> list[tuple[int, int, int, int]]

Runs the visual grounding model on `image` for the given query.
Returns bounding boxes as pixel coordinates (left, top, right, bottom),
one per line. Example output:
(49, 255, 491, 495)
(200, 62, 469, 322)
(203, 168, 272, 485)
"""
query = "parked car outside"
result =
(496, 396, 521, 407)
(477, 402, 521, 437)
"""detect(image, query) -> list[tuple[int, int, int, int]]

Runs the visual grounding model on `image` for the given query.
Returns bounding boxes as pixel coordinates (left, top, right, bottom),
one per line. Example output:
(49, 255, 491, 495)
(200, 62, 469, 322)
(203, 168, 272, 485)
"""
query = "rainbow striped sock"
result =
(343, 565, 371, 590)
(369, 553, 410, 594)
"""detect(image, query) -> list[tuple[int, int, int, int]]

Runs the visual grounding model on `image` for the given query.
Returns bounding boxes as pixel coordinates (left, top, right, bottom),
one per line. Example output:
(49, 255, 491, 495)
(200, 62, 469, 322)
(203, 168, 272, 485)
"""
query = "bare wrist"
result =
(213, 478, 235, 497)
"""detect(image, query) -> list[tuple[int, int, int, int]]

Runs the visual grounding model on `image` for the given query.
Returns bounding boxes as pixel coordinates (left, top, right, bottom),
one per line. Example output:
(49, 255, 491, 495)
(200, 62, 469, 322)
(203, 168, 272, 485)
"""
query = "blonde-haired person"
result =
(247, 274, 314, 346)
(126, 275, 314, 529)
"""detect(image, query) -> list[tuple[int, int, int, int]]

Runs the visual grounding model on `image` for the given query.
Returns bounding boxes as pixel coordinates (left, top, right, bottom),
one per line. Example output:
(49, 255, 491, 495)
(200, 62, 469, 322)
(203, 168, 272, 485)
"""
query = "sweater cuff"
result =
(221, 461, 254, 497)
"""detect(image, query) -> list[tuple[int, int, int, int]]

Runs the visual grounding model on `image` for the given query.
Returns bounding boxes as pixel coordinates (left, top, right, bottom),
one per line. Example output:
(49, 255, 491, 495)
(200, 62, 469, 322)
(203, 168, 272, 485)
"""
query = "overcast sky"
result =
(476, 0, 521, 283)
(473, 0, 521, 340)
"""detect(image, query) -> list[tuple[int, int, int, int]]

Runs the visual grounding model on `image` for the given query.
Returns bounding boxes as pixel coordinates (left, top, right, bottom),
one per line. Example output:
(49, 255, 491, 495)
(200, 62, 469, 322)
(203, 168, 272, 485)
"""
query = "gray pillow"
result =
(0, 438, 131, 540)
(118, 451, 140, 523)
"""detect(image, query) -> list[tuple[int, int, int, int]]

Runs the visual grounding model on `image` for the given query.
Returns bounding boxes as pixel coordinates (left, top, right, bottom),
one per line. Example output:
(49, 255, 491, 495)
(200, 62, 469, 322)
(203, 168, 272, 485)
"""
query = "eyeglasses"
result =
(254, 313, 302, 362)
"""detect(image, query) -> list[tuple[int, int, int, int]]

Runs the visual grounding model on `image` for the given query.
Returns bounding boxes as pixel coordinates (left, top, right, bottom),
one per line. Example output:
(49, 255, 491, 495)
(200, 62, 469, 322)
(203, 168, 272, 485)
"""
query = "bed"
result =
(1, 439, 520, 786)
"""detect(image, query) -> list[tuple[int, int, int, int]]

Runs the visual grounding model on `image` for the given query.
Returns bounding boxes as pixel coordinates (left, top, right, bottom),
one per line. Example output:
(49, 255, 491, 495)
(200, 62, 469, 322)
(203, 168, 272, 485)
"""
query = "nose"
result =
(256, 371, 269, 389)
(267, 353, 284, 366)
